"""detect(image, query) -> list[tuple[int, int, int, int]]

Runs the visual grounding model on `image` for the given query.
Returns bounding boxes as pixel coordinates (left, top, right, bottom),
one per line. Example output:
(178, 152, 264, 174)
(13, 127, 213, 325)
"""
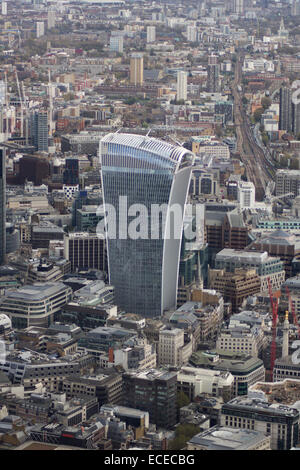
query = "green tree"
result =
(261, 97, 271, 110)
(176, 391, 190, 409)
(169, 424, 199, 450)
(253, 107, 264, 122)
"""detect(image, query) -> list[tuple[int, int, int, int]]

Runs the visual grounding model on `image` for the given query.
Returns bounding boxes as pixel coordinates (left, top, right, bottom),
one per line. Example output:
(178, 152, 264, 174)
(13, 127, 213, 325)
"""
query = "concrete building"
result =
(130, 53, 143, 86)
(176, 70, 187, 102)
(187, 426, 271, 450)
(207, 55, 220, 93)
(186, 25, 197, 42)
(0, 283, 72, 329)
(214, 249, 285, 293)
(114, 338, 156, 370)
(276, 169, 300, 201)
(36, 21, 45, 39)
(237, 181, 255, 209)
(47, 10, 56, 29)
(146, 26, 156, 43)
(189, 350, 265, 396)
(177, 366, 234, 402)
(110, 35, 123, 53)
(208, 268, 261, 312)
(122, 369, 178, 429)
(158, 328, 192, 367)
(221, 396, 299, 450)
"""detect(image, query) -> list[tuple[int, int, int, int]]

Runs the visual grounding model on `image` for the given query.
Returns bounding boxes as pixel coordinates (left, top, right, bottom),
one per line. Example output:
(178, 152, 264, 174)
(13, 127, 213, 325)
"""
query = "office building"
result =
(186, 25, 197, 42)
(146, 26, 156, 43)
(214, 249, 285, 292)
(64, 232, 107, 272)
(189, 350, 265, 396)
(47, 10, 55, 29)
(30, 111, 48, 152)
(207, 55, 220, 93)
(176, 70, 187, 102)
(36, 21, 45, 39)
(279, 87, 292, 133)
(100, 133, 194, 318)
(158, 328, 192, 367)
(122, 369, 178, 429)
(177, 366, 234, 402)
(237, 181, 255, 209)
(248, 229, 300, 278)
(221, 396, 299, 450)
(130, 53, 143, 86)
(187, 426, 271, 450)
(208, 268, 261, 312)
(110, 35, 123, 53)
(0, 149, 5, 265)
(0, 283, 72, 329)
(275, 169, 300, 200)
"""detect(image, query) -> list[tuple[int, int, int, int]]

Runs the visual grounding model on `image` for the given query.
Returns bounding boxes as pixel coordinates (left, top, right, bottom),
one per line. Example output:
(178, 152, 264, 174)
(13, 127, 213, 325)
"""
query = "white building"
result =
(36, 21, 45, 39)
(177, 366, 234, 401)
(146, 26, 156, 43)
(186, 25, 197, 42)
(176, 70, 187, 102)
(237, 181, 255, 208)
(47, 11, 56, 29)
(158, 328, 192, 367)
(1, 2, 7, 15)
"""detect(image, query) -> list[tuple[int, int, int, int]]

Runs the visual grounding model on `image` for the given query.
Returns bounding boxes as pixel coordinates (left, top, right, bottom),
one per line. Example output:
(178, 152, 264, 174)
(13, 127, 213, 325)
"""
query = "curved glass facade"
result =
(100, 133, 194, 318)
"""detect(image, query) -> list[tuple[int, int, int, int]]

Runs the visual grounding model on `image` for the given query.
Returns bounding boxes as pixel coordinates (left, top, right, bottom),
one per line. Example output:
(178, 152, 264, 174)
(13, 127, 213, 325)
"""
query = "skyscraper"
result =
(177, 70, 187, 102)
(130, 53, 143, 86)
(146, 26, 156, 43)
(30, 111, 48, 152)
(207, 55, 220, 93)
(279, 86, 292, 133)
(0, 148, 6, 265)
(100, 133, 195, 317)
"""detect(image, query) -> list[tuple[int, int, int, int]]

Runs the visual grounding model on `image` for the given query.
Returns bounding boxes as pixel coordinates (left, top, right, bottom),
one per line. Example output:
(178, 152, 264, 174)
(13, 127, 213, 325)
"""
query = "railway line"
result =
(232, 54, 275, 201)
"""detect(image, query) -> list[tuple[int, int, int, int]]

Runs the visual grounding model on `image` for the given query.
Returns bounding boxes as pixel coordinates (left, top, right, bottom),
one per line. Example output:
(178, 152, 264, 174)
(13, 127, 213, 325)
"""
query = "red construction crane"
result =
(285, 286, 300, 338)
(268, 277, 279, 381)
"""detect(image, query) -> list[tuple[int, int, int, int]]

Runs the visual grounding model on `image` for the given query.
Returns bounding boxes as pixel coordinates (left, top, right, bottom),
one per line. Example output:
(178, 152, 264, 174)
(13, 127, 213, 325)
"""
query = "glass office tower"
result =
(100, 133, 195, 318)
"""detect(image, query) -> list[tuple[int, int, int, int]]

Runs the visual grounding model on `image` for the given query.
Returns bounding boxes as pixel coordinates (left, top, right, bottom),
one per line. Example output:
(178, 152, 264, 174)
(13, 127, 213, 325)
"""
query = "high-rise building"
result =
(0, 149, 5, 266)
(110, 35, 123, 53)
(30, 111, 48, 152)
(100, 133, 195, 317)
(1, 2, 7, 15)
(47, 10, 56, 29)
(146, 26, 156, 43)
(207, 55, 220, 93)
(36, 21, 45, 38)
(292, 101, 300, 137)
(186, 25, 197, 42)
(237, 181, 255, 208)
(130, 53, 143, 86)
(233, 0, 244, 14)
(64, 232, 107, 273)
(177, 70, 187, 102)
(279, 86, 292, 133)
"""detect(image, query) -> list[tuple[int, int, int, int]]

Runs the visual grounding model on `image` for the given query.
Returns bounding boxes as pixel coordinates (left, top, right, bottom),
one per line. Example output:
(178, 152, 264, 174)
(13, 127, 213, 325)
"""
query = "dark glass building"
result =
(0, 148, 5, 265)
(100, 133, 195, 317)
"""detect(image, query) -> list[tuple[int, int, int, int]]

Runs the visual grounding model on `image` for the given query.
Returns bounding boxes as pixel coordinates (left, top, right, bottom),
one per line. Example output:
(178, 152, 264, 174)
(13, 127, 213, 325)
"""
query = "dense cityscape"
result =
(1, 0, 300, 454)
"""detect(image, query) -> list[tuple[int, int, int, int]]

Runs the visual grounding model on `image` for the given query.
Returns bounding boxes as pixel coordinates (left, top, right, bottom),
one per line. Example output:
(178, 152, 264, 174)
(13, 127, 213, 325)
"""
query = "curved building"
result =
(100, 133, 195, 318)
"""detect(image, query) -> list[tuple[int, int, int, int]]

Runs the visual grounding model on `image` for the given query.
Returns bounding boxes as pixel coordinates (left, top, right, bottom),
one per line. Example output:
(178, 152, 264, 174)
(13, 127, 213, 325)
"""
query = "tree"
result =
(261, 97, 271, 110)
(253, 107, 264, 122)
(176, 391, 190, 409)
(242, 96, 248, 105)
(168, 424, 199, 450)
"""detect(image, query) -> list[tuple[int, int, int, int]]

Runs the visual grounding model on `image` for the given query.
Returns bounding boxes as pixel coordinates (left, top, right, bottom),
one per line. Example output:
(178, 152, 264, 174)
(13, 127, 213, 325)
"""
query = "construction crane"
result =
(268, 277, 279, 381)
(285, 286, 300, 338)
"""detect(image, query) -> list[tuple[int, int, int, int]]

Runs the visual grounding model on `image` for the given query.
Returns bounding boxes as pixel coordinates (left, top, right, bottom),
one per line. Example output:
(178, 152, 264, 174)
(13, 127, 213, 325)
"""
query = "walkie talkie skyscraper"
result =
(99, 133, 195, 318)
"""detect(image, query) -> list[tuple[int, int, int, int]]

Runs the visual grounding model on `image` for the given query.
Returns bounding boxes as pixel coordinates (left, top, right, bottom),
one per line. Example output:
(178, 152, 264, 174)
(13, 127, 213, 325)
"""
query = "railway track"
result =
(232, 55, 274, 201)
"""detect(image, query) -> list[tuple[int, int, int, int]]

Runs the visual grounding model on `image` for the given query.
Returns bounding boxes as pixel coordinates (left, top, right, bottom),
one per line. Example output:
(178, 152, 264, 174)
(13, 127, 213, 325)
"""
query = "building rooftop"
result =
(188, 426, 269, 450)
